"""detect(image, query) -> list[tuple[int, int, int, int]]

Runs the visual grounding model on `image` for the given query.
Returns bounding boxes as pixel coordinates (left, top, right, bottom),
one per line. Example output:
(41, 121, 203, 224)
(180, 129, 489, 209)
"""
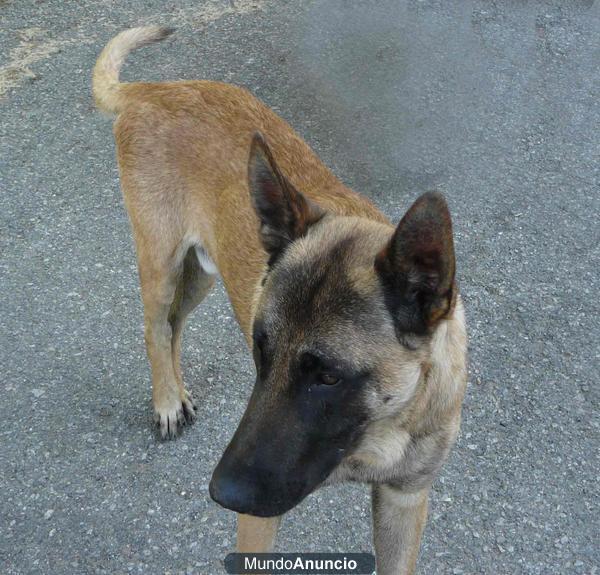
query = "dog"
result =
(93, 27, 468, 575)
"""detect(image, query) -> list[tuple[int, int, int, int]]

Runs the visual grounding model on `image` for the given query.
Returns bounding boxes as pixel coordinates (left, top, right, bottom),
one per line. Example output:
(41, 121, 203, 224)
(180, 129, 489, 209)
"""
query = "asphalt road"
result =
(1, 1, 598, 574)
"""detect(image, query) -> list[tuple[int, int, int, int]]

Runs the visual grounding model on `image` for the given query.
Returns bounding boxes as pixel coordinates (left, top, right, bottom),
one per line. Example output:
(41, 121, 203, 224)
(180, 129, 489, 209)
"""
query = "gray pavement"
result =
(1, 1, 598, 574)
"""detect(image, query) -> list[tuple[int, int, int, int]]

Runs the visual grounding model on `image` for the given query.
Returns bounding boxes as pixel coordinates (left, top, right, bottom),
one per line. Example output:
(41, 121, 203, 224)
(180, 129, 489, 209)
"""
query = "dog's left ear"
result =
(248, 132, 325, 266)
(375, 192, 456, 336)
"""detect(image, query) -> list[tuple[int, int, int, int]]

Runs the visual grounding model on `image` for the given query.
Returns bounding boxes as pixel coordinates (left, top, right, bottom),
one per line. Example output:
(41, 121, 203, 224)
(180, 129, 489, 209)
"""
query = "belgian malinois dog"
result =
(93, 27, 468, 574)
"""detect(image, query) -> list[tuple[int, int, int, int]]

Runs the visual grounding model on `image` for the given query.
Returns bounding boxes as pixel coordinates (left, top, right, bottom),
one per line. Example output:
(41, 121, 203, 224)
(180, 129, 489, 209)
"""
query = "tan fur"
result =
(93, 28, 468, 575)
(236, 515, 281, 553)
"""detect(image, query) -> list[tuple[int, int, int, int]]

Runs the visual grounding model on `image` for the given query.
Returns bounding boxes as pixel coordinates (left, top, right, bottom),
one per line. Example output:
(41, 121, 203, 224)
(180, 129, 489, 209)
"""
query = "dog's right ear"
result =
(248, 132, 324, 266)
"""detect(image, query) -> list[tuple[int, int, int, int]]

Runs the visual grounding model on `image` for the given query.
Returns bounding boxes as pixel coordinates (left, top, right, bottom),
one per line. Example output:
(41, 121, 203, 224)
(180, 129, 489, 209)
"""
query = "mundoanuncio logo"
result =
(224, 553, 375, 574)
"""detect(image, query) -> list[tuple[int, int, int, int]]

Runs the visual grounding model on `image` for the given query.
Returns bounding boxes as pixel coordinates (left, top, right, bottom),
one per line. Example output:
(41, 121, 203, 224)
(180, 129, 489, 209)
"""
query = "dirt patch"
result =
(0, 27, 69, 99)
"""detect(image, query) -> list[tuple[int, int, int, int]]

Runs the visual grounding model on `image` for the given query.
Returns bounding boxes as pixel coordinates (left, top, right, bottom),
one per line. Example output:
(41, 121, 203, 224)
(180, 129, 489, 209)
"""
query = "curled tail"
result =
(92, 26, 174, 115)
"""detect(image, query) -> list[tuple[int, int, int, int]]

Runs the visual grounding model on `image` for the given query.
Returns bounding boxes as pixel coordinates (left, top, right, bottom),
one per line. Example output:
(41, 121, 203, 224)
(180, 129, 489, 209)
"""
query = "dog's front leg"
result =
(371, 484, 429, 575)
(236, 514, 281, 552)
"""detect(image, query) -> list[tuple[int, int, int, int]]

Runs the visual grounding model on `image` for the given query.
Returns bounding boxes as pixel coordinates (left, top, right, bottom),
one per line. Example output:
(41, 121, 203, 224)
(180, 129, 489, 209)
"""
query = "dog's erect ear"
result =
(375, 192, 456, 336)
(248, 132, 325, 266)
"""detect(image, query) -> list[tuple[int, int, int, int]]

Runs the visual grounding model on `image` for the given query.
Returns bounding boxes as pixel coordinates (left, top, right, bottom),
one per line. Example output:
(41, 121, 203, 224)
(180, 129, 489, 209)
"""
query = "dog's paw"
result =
(154, 391, 197, 440)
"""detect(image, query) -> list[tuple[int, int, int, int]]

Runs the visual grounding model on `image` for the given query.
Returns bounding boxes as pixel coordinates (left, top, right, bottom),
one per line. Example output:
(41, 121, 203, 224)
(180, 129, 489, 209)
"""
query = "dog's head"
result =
(209, 134, 457, 517)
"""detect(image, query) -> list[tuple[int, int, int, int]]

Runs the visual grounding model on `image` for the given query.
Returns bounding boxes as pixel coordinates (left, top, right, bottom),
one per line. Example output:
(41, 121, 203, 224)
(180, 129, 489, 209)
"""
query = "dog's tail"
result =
(92, 26, 174, 115)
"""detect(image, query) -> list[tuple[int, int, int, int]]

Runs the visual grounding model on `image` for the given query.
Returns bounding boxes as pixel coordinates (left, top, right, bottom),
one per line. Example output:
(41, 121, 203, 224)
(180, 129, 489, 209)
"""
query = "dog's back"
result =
(92, 26, 383, 219)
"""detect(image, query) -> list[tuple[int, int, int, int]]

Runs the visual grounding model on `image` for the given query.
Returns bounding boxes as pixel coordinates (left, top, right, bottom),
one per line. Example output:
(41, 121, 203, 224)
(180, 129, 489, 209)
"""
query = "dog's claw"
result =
(182, 391, 197, 424)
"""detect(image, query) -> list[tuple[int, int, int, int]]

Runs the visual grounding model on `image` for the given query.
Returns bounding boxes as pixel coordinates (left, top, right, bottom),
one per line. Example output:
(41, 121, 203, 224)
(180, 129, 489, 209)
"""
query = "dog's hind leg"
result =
(168, 245, 216, 409)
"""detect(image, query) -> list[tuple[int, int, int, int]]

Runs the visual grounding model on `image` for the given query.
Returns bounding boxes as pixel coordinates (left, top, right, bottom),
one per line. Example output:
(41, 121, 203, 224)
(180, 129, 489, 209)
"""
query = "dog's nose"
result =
(209, 467, 257, 515)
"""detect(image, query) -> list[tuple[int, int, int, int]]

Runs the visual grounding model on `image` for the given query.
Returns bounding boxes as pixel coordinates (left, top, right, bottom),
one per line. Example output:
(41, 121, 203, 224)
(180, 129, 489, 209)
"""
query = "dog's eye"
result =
(320, 373, 341, 386)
